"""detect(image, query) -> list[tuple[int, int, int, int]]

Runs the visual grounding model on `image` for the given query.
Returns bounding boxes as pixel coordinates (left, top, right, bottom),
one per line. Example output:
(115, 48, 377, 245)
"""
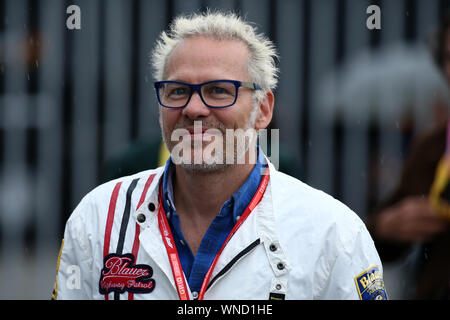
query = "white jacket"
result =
(53, 161, 387, 300)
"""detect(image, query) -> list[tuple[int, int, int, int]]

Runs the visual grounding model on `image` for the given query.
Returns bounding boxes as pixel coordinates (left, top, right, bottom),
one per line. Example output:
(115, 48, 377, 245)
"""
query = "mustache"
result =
(173, 120, 227, 133)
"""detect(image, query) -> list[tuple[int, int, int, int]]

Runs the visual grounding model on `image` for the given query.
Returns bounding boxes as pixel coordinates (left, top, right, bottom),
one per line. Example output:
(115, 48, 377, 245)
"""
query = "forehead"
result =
(164, 36, 250, 82)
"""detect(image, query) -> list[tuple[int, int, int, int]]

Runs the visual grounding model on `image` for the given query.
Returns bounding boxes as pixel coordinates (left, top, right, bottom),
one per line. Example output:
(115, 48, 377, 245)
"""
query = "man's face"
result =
(159, 36, 259, 172)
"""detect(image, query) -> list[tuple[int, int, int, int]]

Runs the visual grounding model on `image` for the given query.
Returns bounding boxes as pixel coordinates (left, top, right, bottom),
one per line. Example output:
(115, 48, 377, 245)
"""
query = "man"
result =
(52, 11, 386, 300)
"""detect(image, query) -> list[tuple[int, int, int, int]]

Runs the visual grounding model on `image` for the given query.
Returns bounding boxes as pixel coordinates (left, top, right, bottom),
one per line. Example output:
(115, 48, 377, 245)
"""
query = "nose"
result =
(181, 91, 211, 120)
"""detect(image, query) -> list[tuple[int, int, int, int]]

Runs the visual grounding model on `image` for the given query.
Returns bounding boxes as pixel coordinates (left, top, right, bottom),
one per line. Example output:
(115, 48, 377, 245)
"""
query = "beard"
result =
(160, 105, 259, 173)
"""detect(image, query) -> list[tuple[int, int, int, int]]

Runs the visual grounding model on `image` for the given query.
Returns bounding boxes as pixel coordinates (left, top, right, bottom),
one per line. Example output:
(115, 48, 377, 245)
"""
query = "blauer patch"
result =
(99, 253, 155, 295)
(354, 265, 388, 300)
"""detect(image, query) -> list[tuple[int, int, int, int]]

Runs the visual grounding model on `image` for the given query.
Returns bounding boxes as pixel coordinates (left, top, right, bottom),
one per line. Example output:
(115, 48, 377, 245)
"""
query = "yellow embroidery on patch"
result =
(354, 265, 388, 300)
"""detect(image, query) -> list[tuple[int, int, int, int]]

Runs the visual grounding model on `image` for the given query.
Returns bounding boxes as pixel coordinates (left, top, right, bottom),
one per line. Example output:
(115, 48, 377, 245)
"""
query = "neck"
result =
(173, 163, 255, 220)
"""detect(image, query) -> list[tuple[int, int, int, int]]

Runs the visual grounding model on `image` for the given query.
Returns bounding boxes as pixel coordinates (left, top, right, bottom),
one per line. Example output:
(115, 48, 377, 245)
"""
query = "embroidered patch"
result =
(354, 265, 388, 300)
(99, 253, 155, 294)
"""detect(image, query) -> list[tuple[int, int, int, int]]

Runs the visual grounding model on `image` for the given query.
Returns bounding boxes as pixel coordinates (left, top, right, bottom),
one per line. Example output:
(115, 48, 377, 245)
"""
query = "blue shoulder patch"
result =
(354, 265, 388, 300)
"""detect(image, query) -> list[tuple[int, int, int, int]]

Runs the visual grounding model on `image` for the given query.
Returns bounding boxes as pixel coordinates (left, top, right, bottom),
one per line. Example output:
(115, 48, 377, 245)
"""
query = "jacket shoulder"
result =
(272, 170, 357, 216)
(270, 170, 368, 242)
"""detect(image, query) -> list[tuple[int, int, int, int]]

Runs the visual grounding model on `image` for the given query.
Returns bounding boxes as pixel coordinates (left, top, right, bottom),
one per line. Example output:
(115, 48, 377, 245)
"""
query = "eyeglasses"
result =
(154, 79, 262, 109)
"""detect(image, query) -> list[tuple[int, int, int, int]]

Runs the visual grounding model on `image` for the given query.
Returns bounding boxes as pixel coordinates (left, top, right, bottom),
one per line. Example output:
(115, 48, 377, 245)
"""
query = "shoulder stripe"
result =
(103, 181, 122, 301)
(102, 174, 157, 300)
(114, 178, 140, 300)
(132, 173, 156, 257)
(103, 181, 122, 259)
(116, 178, 140, 255)
(137, 173, 156, 210)
(128, 173, 156, 300)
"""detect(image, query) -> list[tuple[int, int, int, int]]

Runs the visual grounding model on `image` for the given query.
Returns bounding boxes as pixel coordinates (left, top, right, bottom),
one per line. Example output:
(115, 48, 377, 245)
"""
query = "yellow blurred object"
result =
(158, 141, 170, 167)
(429, 121, 450, 220)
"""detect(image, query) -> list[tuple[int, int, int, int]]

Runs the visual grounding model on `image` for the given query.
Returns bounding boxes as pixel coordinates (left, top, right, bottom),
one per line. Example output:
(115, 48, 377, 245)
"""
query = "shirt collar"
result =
(161, 147, 267, 221)
(162, 157, 176, 216)
(228, 148, 266, 222)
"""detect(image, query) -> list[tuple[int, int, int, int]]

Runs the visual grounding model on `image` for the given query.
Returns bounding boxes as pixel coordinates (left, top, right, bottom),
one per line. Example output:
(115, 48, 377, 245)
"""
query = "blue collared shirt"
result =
(161, 148, 266, 295)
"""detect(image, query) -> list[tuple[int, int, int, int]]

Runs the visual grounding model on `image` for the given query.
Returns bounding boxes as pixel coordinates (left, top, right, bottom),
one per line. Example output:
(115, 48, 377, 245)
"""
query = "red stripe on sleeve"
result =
(128, 174, 156, 300)
(103, 181, 122, 300)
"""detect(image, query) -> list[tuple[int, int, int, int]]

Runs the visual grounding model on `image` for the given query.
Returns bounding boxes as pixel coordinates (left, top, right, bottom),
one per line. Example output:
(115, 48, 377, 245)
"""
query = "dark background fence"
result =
(0, 0, 449, 299)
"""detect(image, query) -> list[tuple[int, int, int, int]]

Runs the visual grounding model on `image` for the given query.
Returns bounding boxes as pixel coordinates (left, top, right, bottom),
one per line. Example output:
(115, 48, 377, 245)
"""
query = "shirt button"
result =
(148, 202, 155, 212)
(192, 291, 199, 299)
(269, 243, 277, 252)
(137, 214, 146, 223)
(277, 262, 285, 270)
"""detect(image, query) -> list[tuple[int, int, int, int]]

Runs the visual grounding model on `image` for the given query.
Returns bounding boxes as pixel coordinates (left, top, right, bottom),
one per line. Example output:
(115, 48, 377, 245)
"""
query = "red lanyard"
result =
(157, 167, 270, 300)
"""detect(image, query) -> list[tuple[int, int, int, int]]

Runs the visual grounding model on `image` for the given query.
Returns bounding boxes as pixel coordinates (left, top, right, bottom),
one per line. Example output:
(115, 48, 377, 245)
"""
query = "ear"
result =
(254, 90, 275, 130)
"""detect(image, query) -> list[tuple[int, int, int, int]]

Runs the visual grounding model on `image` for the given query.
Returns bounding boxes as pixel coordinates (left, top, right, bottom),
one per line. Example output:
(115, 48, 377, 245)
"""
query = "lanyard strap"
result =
(157, 185, 190, 300)
(157, 167, 270, 300)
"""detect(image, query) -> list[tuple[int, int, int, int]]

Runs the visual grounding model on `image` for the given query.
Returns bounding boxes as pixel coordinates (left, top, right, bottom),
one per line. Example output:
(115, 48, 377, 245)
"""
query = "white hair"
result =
(150, 10, 279, 100)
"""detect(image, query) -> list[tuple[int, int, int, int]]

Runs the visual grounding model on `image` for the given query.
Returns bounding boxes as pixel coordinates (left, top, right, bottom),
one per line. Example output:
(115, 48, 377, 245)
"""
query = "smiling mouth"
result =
(185, 126, 207, 134)
(186, 129, 221, 142)
(170, 120, 228, 143)
(182, 124, 225, 137)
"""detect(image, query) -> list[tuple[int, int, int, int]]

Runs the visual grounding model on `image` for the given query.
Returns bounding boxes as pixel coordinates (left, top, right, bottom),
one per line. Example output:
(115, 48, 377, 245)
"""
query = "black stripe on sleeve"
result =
(116, 178, 140, 254)
(114, 178, 139, 300)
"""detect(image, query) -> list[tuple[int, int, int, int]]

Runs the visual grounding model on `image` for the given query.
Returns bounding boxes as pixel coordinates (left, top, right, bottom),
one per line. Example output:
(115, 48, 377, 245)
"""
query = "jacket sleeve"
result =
(52, 196, 94, 300)
(319, 223, 388, 300)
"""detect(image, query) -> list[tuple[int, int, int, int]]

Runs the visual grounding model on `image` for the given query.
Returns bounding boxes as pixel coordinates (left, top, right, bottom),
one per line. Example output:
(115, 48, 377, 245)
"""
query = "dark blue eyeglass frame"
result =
(154, 79, 262, 109)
